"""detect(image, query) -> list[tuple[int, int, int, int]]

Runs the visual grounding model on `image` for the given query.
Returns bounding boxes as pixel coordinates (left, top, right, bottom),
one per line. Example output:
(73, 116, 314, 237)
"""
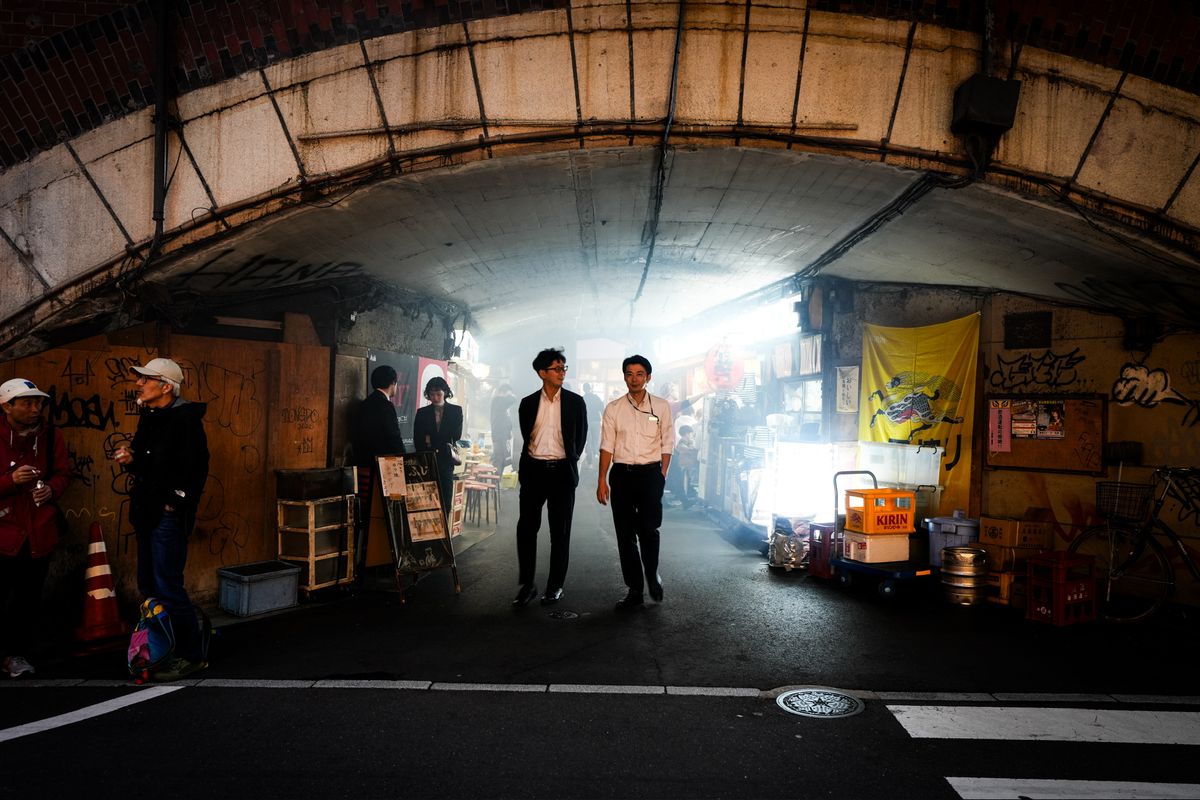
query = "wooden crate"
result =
(277, 496, 355, 593)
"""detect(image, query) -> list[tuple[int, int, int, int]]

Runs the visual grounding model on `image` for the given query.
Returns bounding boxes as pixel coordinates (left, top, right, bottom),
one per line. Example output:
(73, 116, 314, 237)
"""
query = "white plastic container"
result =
(857, 442, 943, 485)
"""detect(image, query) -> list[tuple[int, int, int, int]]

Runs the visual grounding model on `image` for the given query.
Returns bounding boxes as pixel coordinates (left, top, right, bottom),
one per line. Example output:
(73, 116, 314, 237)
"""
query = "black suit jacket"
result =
(518, 389, 588, 486)
(413, 402, 464, 474)
(351, 390, 406, 467)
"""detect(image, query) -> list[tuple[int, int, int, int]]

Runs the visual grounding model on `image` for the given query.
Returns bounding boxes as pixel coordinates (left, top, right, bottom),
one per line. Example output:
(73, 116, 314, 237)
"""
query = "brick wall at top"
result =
(1, 0, 1198, 171)
(0, 0, 570, 170)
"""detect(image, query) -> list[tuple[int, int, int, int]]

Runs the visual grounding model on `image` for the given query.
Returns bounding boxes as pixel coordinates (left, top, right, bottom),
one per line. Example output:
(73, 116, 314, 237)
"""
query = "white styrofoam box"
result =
(842, 531, 910, 563)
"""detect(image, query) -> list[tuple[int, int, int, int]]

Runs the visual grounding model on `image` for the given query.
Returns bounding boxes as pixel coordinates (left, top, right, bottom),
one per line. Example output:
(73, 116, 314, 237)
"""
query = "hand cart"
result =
(807, 470, 933, 599)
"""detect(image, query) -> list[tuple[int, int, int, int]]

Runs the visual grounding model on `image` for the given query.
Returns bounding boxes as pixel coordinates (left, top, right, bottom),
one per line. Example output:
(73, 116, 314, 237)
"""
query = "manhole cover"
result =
(776, 688, 865, 719)
(548, 610, 578, 619)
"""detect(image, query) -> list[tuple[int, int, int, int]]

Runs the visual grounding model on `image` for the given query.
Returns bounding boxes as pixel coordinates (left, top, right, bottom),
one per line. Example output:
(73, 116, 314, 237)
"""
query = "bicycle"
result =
(1067, 466, 1200, 623)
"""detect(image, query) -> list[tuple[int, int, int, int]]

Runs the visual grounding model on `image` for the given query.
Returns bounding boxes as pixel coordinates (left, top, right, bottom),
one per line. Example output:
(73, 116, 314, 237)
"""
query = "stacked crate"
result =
(976, 514, 1053, 607)
(841, 488, 915, 563)
(1026, 551, 1097, 625)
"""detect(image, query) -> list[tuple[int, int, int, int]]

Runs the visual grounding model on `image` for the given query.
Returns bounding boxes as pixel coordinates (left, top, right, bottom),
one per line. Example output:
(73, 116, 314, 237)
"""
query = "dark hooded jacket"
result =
(126, 398, 209, 533)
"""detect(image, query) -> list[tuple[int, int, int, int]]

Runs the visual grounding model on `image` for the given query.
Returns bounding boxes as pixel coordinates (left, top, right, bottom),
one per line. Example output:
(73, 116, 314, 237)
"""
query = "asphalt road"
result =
(3, 479, 1199, 798)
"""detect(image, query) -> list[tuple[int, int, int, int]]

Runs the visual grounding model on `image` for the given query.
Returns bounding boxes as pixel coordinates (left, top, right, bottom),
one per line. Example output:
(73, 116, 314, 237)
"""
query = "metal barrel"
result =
(941, 546, 989, 605)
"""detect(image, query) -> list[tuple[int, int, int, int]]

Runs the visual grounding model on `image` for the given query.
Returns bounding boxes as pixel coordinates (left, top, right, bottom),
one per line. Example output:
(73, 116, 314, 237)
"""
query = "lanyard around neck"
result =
(627, 394, 654, 416)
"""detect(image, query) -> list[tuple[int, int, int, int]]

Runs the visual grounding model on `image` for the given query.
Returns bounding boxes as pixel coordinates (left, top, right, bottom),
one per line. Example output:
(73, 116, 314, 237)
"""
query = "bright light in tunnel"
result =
(655, 295, 800, 364)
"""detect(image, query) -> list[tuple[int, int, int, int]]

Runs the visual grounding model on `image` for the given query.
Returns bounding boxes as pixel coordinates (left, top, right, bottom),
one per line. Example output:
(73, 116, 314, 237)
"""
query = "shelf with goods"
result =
(276, 495, 356, 593)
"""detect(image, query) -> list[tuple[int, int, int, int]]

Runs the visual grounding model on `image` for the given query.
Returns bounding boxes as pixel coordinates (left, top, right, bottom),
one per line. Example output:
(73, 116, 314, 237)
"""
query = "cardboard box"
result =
(986, 571, 1027, 606)
(978, 542, 1046, 572)
(979, 515, 1052, 549)
(842, 531, 909, 563)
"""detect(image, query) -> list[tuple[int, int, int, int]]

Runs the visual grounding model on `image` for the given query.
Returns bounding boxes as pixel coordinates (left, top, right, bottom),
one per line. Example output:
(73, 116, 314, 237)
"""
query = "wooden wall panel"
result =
(3, 331, 330, 610)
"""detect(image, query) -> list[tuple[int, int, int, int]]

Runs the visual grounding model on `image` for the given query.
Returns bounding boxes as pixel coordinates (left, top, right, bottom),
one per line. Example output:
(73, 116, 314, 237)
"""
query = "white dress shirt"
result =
(529, 389, 566, 459)
(600, 392, 674, 464)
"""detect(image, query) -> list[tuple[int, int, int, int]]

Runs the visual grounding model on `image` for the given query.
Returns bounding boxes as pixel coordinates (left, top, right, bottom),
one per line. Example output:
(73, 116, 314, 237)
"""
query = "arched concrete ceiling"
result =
(5, 4, 1200, 356)
(145, 145, 1194, 342)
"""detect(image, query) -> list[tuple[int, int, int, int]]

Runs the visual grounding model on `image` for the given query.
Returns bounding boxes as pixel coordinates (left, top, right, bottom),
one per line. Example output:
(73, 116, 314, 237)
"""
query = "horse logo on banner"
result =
(868, 371, 964, 442)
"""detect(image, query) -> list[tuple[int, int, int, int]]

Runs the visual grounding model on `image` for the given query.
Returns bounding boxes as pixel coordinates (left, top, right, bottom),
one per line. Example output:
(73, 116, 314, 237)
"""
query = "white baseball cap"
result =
(0, 378, 50, 404)
(130, 357, 184, 387)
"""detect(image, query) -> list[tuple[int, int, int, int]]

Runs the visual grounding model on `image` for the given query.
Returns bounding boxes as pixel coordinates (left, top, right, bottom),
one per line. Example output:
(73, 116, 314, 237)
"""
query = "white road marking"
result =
(890, 705, 1200, 744)
(431, 682, 546, 692)
(0, 685, 182, 743)
(550, 684, 664, 694)
(667, 686, 761, 697)
(314, 679, 432, 690)
(947, 776, 1200, 799)
(198, 679, 315, 688)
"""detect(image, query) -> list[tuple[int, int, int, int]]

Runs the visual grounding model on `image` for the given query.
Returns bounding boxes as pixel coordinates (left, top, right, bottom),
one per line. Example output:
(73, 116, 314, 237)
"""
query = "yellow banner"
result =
(858, 313, 979, 514)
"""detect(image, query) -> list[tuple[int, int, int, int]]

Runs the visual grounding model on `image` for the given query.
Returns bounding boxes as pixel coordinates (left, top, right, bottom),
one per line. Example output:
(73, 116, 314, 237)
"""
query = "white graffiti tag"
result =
(1111, 363, 1199, 427)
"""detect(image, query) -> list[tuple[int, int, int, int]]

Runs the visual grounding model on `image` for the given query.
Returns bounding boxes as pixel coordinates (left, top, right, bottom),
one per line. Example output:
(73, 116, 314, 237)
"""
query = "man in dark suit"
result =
(350, 365, 407, 579)
(512, 348, 588, 607)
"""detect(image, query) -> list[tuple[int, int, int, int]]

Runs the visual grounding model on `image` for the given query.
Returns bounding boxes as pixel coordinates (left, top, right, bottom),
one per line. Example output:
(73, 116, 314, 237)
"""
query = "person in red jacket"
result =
(0, 378, 70, 678)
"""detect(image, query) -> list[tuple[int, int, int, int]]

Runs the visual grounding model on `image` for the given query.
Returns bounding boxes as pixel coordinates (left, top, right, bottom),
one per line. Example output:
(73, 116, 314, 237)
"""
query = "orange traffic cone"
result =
(74, 522, 128, 642)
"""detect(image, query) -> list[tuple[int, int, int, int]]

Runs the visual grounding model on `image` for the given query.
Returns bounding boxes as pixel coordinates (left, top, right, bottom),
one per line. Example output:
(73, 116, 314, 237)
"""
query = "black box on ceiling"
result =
(951, 74, 1021, 137)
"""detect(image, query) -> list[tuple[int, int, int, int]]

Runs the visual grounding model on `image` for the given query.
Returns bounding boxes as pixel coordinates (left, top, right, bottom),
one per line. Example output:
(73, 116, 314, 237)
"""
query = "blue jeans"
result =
(136, 510, 201, 661)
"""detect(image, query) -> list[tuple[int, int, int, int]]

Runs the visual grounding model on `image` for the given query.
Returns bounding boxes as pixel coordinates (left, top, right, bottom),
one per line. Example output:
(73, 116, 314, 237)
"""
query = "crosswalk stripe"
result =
(889, 705, 1200, 745)
(0, 686, 182, 743)
(947, 777, 1200, 799)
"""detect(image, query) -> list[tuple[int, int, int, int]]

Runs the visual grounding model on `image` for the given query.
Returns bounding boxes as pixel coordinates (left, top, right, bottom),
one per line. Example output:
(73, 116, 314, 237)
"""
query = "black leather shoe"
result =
(615, 591, 644, 611)
(540, 588, 564, 605)
(512, 583, 538, 607)
(648, 576, 663, 603)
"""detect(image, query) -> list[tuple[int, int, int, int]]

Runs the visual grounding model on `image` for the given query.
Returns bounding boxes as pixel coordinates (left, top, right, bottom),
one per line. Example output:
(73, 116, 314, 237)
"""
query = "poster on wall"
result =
(836, 366, 859, 413)
(988, 399, 1012, 452)
(1037, 401, 1066, 439)
(416, 358, 450, 408)
(994, 399, 1065, 443)
(368, 351, 419, 441)
(1011, 399, 1039, 439)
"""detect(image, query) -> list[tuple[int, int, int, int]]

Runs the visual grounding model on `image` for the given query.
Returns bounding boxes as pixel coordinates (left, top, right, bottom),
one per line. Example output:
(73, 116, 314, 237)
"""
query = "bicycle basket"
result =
(1095, 481, 1152, 523)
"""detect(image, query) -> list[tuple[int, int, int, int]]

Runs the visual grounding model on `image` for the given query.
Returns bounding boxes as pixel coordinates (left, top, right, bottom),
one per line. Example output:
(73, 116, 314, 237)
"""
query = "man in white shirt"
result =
(597, 355, 673, 610)
(512, 348, 589, 607)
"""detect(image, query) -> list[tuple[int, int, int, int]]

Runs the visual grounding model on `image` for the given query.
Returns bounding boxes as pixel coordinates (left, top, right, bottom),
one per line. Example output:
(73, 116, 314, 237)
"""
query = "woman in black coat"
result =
(412, 376, 463, 511)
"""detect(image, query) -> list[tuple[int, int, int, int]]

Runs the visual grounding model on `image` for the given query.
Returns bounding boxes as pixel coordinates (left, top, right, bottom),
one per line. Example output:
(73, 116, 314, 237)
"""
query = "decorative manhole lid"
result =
(776, 688, 865, 719)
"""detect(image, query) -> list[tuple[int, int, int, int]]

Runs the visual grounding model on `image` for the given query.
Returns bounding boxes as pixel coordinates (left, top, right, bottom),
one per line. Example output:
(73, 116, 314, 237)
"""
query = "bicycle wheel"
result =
(1068, 525, 1174, 623)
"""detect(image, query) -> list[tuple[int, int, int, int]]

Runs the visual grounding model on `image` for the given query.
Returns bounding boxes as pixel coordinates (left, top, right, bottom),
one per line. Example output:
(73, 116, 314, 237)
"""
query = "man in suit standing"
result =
(512, 348, 588, 607)
(350, 365, 407, 579)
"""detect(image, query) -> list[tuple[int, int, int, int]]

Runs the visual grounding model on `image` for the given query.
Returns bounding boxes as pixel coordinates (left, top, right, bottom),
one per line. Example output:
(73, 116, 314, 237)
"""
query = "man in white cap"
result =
(0, 378, 71, 678)
(114, 358, 210, 681)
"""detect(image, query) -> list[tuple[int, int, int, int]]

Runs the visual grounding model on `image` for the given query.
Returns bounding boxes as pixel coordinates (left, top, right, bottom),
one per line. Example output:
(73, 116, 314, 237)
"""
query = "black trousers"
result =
(0, 542, 50, 656)
(516, 459, 576, 590)
(608, 464, 664, 593)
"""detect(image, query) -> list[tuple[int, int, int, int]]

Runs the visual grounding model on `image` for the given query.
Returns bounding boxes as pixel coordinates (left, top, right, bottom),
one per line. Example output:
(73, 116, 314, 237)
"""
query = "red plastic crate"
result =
(1025, 551, 1097, 626)
(807, 523, 836, 580)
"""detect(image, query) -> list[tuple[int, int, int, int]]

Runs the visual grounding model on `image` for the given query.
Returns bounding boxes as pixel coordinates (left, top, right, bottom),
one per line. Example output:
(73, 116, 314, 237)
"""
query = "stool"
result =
(464, 481, 491, 525)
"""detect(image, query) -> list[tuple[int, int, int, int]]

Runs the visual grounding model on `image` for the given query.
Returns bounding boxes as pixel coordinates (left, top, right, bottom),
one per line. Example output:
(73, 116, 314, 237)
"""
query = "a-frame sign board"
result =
(375, 452, 461, 600)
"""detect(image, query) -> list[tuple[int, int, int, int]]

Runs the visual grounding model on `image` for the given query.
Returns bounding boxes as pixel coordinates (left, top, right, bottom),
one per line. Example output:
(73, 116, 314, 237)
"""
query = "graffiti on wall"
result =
(988, 348, 1086, 391)
(1111, 363, 1200, 427)
(174, 249, 365, 293)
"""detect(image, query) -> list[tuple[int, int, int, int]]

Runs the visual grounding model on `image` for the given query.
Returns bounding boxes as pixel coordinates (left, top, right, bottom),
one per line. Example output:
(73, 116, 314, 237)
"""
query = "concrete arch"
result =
(3, 1, 1200, 354)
